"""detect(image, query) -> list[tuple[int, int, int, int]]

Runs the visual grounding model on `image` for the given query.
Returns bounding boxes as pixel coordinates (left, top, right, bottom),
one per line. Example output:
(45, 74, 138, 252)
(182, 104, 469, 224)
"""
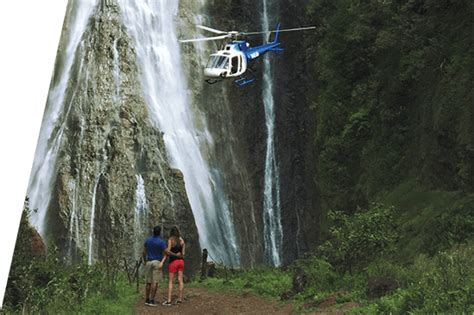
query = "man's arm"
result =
(164, 239, 181, 257)
(159, 251, 168, 268)
(159, 241, 169, 268)
(142, 246, 147, 262)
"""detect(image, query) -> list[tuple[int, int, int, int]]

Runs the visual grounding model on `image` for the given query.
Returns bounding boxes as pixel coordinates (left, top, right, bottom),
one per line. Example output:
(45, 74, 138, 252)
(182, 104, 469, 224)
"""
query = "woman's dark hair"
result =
(170, 226, 180, 244)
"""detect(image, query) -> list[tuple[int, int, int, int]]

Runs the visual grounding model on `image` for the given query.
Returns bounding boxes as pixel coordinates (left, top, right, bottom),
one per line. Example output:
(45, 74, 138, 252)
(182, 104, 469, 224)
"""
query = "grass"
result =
(3, 258, 139, 314)
(75, 274, 139, 314)
(193, 267, 292, 299)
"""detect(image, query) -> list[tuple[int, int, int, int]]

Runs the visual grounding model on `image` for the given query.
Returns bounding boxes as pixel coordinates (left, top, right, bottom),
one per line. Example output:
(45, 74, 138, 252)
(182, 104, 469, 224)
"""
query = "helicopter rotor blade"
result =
(196, 25, 228, 34)
(242, 26, 316, 36)
(179, 34, 229, 43)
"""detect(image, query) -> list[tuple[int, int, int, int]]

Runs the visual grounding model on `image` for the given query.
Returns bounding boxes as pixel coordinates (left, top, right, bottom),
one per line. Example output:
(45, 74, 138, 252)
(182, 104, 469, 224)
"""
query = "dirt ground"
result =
(134, 287, 359, 315)
(134, 287, 294, 315)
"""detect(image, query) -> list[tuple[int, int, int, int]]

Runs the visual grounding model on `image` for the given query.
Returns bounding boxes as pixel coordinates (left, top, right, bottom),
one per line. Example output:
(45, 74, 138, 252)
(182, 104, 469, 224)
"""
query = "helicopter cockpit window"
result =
(206, 56, 229, 70)
(231, 57, 238, 74)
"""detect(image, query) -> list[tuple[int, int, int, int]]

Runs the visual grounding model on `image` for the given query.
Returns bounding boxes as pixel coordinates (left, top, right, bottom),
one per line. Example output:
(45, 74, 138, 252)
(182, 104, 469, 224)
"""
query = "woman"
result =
(161, 226, 185, 306)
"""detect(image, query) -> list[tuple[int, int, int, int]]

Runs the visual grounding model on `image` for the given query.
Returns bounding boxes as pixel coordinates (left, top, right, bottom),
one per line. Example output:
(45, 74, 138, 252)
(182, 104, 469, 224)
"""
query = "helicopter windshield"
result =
(206, 55, 229, 69)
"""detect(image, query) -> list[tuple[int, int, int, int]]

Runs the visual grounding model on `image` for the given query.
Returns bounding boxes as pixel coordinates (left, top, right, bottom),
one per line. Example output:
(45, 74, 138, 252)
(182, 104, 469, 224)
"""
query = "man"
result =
(142, 225, 167, 307)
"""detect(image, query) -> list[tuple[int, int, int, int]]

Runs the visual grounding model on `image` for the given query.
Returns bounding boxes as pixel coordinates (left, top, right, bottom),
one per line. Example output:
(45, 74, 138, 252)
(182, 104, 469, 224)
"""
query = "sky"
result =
(0, 1, 68, 307)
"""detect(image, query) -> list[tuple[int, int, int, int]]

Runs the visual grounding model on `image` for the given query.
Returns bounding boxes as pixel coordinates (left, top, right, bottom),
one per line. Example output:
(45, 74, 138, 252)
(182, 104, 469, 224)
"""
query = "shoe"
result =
(175, 299, 182, 304)
(162, 300, 172, 306)
(147, 300, 158, 307)
(145, 299, 151, 306)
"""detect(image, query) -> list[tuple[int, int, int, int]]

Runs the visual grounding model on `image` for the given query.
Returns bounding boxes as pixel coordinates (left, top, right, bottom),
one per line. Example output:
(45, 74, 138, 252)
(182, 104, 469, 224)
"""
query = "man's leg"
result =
(144, 261, 152, 304)
(145, 283, 151, 301)
(150, 282, 158, 301)
(149, 261, 160, 305)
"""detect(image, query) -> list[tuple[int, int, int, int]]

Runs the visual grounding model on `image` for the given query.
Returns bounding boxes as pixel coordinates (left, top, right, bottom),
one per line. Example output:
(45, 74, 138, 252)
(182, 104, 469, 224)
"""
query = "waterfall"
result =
(67, 179, 79, 259)
(88, 176, 100, 264)
(87, 147, 108, 264)
(118, 0, 240, 266)
(27, 0, 99, 235)
(262, 0, 283, 266)
(133, 175, 149, 257)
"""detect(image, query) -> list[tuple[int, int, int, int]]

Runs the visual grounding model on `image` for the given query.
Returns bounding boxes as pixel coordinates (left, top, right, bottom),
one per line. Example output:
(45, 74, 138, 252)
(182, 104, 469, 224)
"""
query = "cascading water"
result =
(133, 175, 149, 257)
(118, 0, 240, 266)
(88, 177, 100, 264)
(261, 0, 284, 266)
(27, 0, 99, 235)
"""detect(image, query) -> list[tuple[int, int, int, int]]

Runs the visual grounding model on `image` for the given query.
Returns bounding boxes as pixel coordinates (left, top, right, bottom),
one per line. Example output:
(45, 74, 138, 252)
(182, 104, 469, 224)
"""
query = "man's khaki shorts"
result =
(144, 260, 162, 284)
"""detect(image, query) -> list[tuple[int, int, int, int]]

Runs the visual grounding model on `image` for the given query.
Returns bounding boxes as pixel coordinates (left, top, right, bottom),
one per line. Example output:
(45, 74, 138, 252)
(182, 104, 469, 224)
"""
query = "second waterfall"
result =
(261, 0, 284, 266)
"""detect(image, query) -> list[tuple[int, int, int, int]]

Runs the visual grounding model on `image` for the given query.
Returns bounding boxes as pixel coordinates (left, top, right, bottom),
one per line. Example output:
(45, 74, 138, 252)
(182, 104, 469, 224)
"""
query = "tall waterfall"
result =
(118, 0, 240, 266)
(262, 0, 283, 266)
(28, 0, 99, 235)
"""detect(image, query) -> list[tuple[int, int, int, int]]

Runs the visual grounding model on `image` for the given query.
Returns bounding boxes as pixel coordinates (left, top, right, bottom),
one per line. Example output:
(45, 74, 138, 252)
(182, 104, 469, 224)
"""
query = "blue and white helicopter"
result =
(180, 24, 316, 87)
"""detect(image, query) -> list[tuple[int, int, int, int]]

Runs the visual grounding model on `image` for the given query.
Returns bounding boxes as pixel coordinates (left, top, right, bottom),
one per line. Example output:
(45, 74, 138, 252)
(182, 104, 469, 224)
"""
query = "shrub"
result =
(317, 203, 398, 273)
(292, 257, 337, 291)
(369, 244, 474, 313)
(405, 244, 474, 313)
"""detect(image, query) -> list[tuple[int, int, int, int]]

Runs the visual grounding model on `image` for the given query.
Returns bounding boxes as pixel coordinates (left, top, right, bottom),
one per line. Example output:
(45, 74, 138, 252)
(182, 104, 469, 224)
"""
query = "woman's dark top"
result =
(169, 239, 184, 263)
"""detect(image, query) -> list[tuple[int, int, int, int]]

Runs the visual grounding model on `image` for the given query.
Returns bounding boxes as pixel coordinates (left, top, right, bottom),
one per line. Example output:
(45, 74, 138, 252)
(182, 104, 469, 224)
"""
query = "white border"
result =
(0, 1, 67, 307)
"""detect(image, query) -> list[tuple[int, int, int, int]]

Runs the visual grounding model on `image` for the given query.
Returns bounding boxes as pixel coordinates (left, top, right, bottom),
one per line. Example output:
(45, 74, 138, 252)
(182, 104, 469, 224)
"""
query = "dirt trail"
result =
(134, 287, 294, 315)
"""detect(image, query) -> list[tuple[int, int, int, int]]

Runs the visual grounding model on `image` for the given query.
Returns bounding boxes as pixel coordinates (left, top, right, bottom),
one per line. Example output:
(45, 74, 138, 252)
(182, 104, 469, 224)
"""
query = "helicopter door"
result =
(238, 55, 243, 74)
(230, 56, 238, 75)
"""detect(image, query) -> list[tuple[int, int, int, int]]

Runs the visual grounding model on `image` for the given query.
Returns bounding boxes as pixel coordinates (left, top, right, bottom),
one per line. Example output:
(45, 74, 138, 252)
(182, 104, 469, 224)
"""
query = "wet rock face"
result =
(273, 0, 322, 262)
(178, 0, 322, 266)
(44, 0, 200, 274)
(178, 1, 266, 267)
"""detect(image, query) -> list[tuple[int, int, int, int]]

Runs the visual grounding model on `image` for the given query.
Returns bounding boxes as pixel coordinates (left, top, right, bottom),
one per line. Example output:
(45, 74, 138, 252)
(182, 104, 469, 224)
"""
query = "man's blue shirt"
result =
(144, 236, 167, 261)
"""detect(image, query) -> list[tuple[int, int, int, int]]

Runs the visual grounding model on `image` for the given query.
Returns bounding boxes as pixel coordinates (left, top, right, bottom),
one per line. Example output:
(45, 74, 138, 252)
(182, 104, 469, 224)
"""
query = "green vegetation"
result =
(196, 267, 292, 299)
(2, 202, 139, 314)
(318, 203, 398, 273)
(304, 0, 473, 213)
(381, 180, 474, 260)
(200, 203, 473, 313)
(352, 245, 474, 314)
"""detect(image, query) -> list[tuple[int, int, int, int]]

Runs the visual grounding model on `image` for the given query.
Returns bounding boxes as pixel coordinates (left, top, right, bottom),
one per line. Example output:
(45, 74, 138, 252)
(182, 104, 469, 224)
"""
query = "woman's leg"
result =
(167, 272, 175, 302)
(178, 270, 184, 301)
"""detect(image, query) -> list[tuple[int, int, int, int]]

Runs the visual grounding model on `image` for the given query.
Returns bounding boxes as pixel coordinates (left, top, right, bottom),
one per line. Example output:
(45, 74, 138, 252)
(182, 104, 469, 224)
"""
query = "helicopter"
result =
(180, 23, 316, 87)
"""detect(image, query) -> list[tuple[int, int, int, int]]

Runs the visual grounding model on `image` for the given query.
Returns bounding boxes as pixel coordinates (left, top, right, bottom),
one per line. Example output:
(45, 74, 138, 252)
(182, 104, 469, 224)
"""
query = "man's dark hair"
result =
(153, 225, 161, 236)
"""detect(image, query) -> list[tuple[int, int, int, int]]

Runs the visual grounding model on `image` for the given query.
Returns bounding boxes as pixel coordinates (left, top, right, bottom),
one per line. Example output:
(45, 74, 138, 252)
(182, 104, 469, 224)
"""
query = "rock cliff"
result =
(42, 0, 200, 272)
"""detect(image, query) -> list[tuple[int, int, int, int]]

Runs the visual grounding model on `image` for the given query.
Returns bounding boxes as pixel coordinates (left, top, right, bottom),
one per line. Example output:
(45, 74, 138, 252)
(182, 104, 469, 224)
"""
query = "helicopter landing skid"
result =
(205, 78, 223, 85)
(234, 71, 256, 87)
